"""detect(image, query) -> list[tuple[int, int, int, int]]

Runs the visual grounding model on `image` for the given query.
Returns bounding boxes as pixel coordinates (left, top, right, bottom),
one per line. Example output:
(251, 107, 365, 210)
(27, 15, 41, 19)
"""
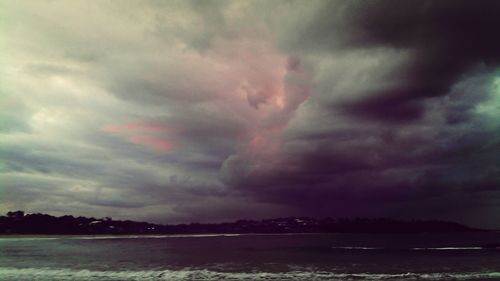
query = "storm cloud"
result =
(1, 0, 500, 227)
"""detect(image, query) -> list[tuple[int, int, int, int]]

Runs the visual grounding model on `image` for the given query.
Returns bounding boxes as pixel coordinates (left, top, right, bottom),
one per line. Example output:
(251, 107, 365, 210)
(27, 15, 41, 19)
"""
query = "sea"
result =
(1, 232, 500, 280)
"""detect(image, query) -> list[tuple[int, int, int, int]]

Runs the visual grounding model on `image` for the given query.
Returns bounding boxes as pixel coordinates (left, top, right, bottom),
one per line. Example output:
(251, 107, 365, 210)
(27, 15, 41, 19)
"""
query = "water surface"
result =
(1, 233, 500, 280)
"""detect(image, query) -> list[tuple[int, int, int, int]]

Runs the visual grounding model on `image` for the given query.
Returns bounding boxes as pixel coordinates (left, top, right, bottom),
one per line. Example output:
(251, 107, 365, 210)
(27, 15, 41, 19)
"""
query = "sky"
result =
(1, 0, 500, 228)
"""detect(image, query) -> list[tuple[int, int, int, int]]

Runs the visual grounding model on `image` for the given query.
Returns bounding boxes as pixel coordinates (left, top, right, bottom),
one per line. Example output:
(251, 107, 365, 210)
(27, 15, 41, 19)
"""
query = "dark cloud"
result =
(287, 0, 500, 122)
(222, 70, 500, 227)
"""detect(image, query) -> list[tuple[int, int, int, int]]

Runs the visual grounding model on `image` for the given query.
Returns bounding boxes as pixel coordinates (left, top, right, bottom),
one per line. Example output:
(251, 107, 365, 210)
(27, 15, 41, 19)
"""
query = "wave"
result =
(412, 247, 484, 251)
(0, 237, 60, 241)
(0, 267, 499, 281)
(0, 234, 242, 241)
(72, 234, 243, 239)
(331, 246, 382, 250)
(332, 246, 491, 251)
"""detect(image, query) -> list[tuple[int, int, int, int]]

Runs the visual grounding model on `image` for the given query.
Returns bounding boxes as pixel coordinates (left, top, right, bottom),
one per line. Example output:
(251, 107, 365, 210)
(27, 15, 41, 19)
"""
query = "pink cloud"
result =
(101, 121, 174, 153)
(169, 34, 311, 169)
(129, 135, 173, 153)
(100, 33, 311, 161)
(101, 121, 169, 133)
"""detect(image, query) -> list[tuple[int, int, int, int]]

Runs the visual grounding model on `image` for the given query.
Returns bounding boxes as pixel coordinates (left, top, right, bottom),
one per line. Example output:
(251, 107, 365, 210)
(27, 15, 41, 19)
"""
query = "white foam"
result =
(0, 267, 498, 281)
(411, 247, 483, 250)
(0, 234, 243, 241)
(0, 237, 60, 241)
(331, 246, 486, 251)
(70, 234, 242, 240)
(331, 246, 381, 250)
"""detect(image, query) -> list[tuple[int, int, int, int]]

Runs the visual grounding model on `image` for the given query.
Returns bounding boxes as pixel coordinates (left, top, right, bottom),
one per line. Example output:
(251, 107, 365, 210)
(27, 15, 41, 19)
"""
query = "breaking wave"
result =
(0, 234, 242, 241)
(331, 246, 382, 250)
(411, 247, 483, 251)
(0, 268, 499, 281)
(332, 246, 494, 251)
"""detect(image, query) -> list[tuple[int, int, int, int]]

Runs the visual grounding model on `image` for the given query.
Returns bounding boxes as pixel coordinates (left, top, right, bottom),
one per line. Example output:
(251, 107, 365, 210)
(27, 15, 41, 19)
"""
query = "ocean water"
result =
(1, 233, 500, 280)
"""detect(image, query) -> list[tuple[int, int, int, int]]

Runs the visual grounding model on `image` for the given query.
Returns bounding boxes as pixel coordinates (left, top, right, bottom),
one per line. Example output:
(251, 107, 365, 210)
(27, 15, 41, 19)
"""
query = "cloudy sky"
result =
(1, 0, 500, 228)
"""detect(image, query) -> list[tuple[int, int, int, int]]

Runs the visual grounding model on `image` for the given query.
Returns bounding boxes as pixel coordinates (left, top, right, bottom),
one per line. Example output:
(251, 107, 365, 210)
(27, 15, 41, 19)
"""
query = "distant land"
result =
(0, 211, 486, 235)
